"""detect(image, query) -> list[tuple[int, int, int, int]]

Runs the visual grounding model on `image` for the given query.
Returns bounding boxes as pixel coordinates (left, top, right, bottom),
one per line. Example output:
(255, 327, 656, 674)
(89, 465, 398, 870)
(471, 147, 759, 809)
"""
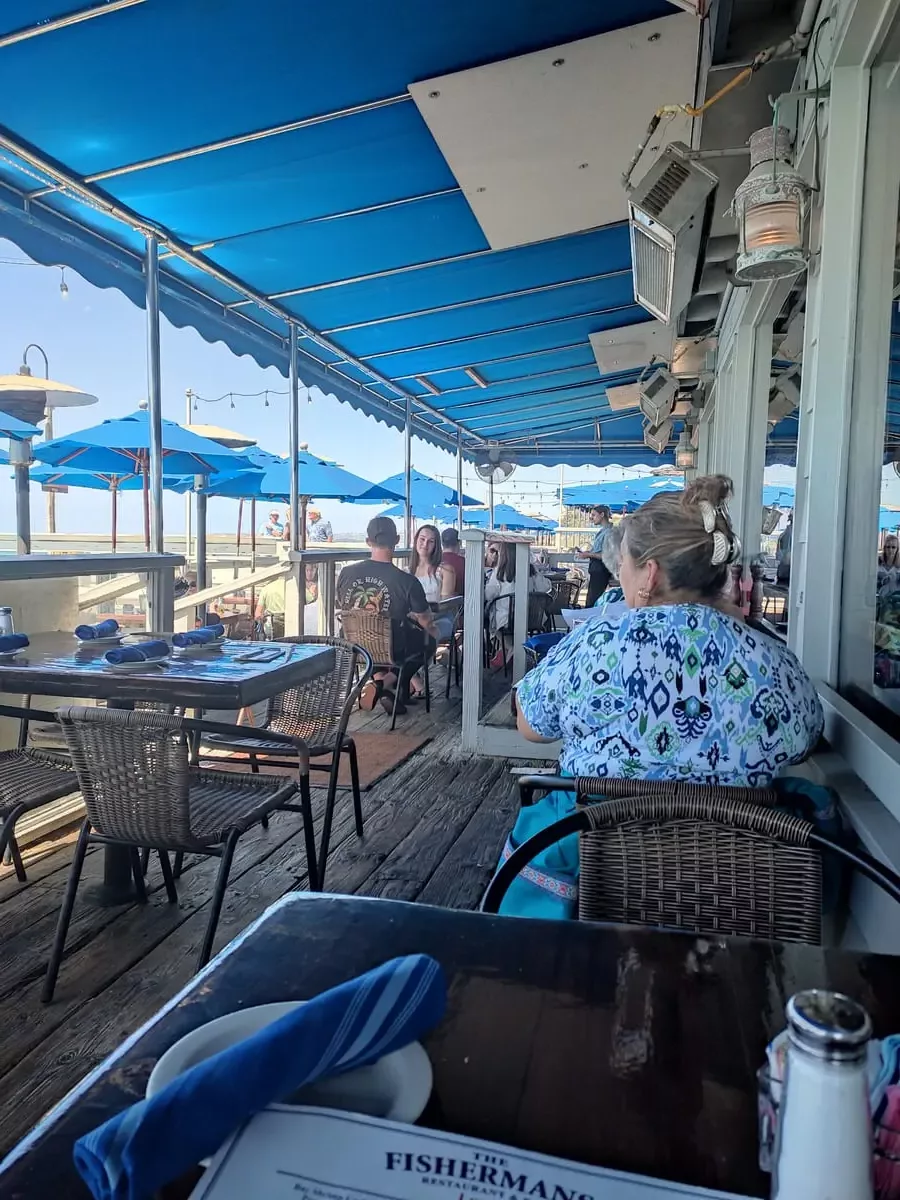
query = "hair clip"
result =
(698, 500, 717, 534)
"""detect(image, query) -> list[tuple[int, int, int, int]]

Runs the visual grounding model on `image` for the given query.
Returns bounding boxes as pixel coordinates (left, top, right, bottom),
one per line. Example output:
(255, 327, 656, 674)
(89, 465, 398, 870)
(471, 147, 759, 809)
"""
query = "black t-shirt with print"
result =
(337, 559, 429, 660)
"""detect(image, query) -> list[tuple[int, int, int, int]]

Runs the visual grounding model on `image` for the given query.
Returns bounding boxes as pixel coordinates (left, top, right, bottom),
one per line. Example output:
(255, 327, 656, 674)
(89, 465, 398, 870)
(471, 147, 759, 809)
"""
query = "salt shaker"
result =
(0, 607, 14, 637)
(772, 989, 873, 1199)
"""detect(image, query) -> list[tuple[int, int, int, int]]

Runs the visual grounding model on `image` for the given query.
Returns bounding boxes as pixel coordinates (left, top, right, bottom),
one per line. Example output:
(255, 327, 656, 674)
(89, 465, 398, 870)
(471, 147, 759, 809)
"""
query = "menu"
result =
(190, 1105, 749, 1200)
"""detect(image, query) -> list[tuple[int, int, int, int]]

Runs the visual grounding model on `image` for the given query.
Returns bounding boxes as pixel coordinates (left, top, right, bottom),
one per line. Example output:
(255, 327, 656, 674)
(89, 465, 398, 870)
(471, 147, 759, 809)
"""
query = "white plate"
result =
(146, 1001, 433, 1127)
(172, 639, 226, 657)
(74, 633, 124, 645)
(0, 648, 24, 659)
(103, 657, 169, 672)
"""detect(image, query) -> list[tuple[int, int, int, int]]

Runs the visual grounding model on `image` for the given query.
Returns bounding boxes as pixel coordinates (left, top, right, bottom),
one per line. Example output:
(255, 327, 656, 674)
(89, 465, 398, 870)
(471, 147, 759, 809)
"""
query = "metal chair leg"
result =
(346, 739, 364, 839)
(42, 819, 92, 1003)
(0, 804, 28, 883)
(297, 772, 320, 892)
(173, 851, 185, 878)
(390, 677, 401, 731)
(8, 835, 26, 883)
(423, 655, 431, 713)
(130, 847, 148, 903)
(158, 850, 179, 903)
(196, 830, 239, 971)
(319, 752, 342, 884)
(139, 847, 150, 876)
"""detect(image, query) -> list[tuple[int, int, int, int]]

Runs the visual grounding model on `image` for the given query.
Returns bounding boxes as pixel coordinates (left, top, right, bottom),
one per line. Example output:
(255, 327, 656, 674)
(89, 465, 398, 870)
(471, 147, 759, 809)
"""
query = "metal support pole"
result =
(456, 432, 463, 532)
(404, 393, 413, 548)
(184, 389, 193, 564)
(288, 325, 300, 554)
(145, 235, 164, 554)
(195, 478, 208, 627)
(12, 441, 32, 555)
(43, 409, 55, 534)
(488, 477, 495, 529)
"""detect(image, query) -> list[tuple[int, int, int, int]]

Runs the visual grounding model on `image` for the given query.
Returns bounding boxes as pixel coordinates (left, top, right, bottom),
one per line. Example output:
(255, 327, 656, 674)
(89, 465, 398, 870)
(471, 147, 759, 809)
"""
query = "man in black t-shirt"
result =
(338, 517, 437, 712)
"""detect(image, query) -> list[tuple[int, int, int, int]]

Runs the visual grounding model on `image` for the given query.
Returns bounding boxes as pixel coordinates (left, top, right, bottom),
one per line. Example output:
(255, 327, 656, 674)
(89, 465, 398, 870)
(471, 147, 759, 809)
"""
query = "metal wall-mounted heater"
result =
(638, 367, 679, 426)
(643, 417, 674, 456)
(628, 143, 718, 323)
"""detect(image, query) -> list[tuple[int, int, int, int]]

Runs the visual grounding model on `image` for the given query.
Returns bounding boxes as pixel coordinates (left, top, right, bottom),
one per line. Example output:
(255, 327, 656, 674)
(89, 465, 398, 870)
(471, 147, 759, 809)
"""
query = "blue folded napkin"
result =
(104, 639, 169, 666)
(74, 953, 445, 1200)
(172, 623, 224, 648)
(0, 633, 29, 654)
(75, 619, 120, 640)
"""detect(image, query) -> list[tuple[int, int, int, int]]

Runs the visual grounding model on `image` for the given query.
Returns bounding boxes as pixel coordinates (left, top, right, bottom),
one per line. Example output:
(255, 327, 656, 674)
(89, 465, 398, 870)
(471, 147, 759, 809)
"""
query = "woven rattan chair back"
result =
(56, 705, 194, 846)
(527, 592, 550, 633)
(577, 790, 822, 944)
(266, 636, 371, 751)
(549, 579, 582, 612)
(340, 609, 394, 667)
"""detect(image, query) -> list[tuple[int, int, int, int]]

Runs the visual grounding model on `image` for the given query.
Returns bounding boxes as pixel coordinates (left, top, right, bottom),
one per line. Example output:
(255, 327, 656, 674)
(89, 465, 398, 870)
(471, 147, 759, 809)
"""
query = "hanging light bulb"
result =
(264, 391, 270, 408)
(732, 126, 811, 283)
(59, 267, 69, 299)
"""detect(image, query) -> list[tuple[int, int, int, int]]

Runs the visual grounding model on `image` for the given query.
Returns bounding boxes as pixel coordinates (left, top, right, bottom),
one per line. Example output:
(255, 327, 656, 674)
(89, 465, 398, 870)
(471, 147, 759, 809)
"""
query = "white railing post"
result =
(461, 528, 485, 752)
(512, 540, 530, 682)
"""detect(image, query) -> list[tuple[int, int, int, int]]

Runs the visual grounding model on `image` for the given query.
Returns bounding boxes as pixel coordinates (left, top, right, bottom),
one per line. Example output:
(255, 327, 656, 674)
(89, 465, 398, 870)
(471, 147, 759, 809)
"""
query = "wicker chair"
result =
(548, 578, 582, 615)
(0, 699, 82, 883)
(42, 705, 316, 1002)
(339, 610, 431, 731)
(482, 779, 900, 945)
(200, 636, 372, 890)
(430, 598, 464, 698)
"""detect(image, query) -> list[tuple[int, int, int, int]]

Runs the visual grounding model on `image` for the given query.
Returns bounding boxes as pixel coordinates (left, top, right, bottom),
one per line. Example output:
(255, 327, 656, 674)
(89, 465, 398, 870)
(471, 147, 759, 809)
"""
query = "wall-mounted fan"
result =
(474, 459, 516, 485)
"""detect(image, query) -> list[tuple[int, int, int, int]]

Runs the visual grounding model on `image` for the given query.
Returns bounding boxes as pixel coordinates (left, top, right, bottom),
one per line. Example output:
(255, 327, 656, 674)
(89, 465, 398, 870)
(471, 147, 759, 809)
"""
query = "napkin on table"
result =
(0, 633, 29, 654)
(104, 640, 169, 666)
(172, 623, 225, 648)
(74, 953, 446, 1200)
(75, 619, 120, 640)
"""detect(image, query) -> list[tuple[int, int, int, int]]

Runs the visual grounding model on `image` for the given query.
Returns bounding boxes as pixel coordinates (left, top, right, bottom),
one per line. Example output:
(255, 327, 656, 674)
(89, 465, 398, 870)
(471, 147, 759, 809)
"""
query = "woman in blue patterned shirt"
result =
(502, 475, 823, 919)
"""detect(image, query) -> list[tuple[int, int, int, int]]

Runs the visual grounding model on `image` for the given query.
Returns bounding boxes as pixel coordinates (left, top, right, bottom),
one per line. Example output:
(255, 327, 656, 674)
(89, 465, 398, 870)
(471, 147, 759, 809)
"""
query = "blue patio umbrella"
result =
(197, 450, 401, 505)
(463, 504, 555, 531)
(562, 477, 683, 510)
(0, 411, 41, 440)
(28, 463, 188, 551)
(376, 471, 481, 523)
(880, 508, 900, 531)
(33, 409, 255, 549)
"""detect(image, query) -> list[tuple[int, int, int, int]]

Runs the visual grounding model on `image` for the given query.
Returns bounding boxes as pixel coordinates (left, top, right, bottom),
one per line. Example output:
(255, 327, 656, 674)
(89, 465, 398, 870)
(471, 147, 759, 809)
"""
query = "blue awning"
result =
(0, 1, 809, 469)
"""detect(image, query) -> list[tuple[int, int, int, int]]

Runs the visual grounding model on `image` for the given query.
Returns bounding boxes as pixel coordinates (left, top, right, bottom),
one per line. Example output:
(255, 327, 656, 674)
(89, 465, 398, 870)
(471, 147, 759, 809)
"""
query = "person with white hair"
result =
(307, 507, 333, 543)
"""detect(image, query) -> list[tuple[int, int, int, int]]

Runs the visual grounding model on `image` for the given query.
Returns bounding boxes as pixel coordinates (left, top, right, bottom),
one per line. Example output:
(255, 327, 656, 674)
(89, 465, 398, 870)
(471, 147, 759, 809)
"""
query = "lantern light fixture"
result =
(732, 125, 811, 283)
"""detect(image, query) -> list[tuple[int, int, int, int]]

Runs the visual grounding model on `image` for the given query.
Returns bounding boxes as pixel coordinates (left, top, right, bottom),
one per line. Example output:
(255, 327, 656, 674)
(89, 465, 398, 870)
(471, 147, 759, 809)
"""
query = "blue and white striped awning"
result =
(0, 0, 806, 467)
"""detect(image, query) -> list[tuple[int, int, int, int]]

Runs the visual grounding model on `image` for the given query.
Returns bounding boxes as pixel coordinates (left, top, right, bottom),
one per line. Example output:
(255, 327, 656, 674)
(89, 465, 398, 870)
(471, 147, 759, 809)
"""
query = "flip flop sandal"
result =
(380, 689, 406, 717)
(359, 679, 383, 711)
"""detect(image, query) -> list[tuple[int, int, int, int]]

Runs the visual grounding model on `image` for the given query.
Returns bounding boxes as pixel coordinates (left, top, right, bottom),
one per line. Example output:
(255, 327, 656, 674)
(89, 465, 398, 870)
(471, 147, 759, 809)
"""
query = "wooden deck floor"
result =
(0, 675, 518, 1158)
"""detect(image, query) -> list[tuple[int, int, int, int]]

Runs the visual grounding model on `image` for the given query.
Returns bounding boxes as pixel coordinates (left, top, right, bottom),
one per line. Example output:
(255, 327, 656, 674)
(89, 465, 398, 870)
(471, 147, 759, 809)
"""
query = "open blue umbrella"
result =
(28, 463, 189, 550)
(376, 471, 480, 522)
(0, 411, 41, 440)
(33, 409, 255, 549)
(562, 477, 683, 510)
(464, 504, 555, 531)
(197, 450, 401, 505)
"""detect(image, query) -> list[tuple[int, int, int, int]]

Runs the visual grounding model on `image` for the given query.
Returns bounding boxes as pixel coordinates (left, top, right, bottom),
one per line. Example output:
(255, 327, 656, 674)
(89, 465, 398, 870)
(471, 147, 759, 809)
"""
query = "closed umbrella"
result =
(33, 410, 255, 549)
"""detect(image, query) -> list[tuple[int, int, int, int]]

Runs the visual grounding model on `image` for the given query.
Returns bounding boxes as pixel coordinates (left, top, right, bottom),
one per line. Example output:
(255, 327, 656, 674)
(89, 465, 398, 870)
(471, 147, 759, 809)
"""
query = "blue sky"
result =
(0, 240, 641, 538)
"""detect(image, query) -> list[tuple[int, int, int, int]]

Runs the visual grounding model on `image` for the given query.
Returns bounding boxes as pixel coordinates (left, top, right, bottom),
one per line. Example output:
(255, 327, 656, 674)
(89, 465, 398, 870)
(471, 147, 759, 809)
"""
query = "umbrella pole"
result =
(300, 496, 308, 551)
(12, 444, 32, 556)
(236, 498, 244, 557)
(250, 499, 257, 624)
(111, 485, 118, 553)
(456, 431, 463, 534)
(142, 464, 150, 552)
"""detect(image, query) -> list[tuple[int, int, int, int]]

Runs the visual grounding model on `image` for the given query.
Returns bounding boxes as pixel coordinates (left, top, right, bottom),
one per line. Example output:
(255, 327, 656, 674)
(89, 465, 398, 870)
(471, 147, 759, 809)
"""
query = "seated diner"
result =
(502, 475, 825, 918)
(484, 539, 552, 670)
(337, 516, 439, 716)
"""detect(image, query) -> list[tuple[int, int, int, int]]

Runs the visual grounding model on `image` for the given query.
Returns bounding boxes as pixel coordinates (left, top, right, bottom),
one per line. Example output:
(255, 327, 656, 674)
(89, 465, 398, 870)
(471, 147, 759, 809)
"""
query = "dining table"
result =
(2, 893, 900, 1199)
(0, 632, 335, 902)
